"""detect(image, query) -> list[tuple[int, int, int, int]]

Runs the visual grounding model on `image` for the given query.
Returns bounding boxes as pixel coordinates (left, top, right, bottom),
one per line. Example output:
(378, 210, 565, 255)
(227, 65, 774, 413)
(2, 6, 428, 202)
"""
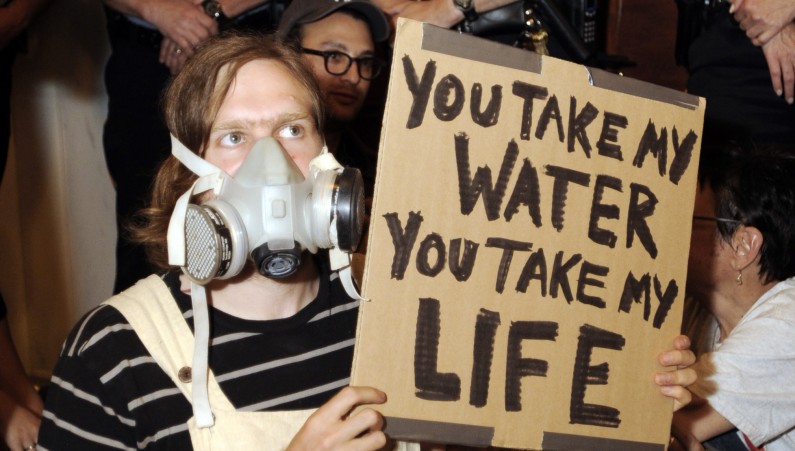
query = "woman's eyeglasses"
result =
(692, 215, 742, 224)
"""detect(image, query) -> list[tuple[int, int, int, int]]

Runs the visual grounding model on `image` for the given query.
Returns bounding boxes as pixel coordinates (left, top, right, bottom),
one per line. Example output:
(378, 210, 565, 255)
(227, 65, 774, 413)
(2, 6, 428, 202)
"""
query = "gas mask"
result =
(165, 135, 367, 428)
(167, 135, 365, 285)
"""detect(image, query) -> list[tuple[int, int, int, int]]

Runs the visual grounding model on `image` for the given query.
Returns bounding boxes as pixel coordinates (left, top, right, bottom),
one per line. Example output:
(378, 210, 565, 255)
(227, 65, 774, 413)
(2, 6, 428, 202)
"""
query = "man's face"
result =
(300, 12, 375, 124)
(204, 59, 323, 177)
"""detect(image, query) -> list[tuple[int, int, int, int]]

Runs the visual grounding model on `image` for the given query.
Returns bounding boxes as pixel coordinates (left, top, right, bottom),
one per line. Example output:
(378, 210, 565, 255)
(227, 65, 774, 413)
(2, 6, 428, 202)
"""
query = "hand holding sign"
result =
(655, 335, 697, 412)
(287, 387, 388, 451)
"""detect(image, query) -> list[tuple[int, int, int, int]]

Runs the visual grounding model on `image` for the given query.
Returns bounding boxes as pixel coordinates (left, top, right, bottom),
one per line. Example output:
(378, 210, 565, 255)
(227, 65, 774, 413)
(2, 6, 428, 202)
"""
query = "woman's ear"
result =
(731, 226, 763, 271)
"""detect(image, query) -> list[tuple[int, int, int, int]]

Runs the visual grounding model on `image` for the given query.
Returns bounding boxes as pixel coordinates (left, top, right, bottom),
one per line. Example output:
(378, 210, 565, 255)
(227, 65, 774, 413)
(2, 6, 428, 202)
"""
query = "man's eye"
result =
(220, 133, 245, 146)
(278, 124, 302, 138)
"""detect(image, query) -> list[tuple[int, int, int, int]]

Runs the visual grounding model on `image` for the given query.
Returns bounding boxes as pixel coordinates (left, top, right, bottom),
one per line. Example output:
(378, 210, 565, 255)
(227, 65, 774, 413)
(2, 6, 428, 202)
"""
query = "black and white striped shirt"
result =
(38, 262, 359, 450)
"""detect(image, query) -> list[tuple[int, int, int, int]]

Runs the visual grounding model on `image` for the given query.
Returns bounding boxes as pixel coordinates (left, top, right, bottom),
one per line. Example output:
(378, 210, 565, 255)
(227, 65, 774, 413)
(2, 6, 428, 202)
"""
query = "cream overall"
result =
(107, 275, 314, 450)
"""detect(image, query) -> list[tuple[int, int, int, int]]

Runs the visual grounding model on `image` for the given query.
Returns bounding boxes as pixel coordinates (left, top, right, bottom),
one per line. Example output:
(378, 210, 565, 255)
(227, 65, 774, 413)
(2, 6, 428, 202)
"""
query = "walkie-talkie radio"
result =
(554, 0, 600, 52)
(459, 0, 622, 67)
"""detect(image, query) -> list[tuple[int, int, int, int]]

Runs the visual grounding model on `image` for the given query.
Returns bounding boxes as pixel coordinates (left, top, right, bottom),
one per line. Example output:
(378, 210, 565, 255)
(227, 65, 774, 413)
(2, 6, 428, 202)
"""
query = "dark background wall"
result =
(606, 0, 688, 91)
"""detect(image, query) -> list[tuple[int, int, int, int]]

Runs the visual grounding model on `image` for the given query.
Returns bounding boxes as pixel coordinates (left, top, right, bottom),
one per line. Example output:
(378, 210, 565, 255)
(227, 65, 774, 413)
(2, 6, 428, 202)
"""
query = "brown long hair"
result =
(132, 31, 325, 269)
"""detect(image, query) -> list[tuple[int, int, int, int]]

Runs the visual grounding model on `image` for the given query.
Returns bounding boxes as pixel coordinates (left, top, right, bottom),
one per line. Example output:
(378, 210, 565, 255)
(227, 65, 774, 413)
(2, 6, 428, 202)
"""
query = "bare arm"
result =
(0, 319, 43, 451)
(731, 0, 795, 46)
(672, 396, 735, 450)
(102, 0, 218, 54)
(372, 0, 518, 31)
(0, 0, 51, 49)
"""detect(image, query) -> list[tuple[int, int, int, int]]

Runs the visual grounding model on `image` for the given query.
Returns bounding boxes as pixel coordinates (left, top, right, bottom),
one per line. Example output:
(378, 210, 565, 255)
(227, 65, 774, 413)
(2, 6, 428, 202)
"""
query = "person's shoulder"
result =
(752, 278, 795, 318)
(59, 298, 144, 363)
(65, 303, 128, 343)
(725, 280, 795, 350)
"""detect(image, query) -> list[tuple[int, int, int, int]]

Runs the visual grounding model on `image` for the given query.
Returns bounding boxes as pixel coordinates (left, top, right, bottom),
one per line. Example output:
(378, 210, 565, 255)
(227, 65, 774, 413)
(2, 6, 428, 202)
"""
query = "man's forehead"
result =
(218, 60, 315, 116)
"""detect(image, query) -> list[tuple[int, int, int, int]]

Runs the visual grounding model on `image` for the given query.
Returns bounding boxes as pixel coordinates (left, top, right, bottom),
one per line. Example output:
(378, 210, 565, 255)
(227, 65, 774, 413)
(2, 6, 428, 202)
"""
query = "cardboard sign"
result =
(351, 19, 705, 450)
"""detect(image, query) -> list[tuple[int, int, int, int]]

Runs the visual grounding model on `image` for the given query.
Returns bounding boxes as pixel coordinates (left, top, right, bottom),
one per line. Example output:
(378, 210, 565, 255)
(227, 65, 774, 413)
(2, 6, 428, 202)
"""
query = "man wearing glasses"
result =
(278, 0, 390, 203)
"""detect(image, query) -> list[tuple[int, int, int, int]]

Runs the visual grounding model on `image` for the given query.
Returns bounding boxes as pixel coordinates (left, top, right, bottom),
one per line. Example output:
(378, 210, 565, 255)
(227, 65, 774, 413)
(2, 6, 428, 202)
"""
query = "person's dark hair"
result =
(698, 141, 795, 283)
(282, 8, 371, 50)
(132, 31, 325, 269)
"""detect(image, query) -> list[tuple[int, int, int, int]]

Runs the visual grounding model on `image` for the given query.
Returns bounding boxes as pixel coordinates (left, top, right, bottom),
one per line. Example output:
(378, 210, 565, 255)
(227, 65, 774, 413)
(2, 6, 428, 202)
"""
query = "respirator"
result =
(167, 135, 365, 284)
(165, 135, 367, 430)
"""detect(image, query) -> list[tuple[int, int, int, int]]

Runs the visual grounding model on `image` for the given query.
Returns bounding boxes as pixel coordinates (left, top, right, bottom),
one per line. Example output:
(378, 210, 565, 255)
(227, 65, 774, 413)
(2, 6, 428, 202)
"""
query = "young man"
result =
(278, 0, 390, 199)
(38, 32, 697, 450)
(38, 33, 387, 450)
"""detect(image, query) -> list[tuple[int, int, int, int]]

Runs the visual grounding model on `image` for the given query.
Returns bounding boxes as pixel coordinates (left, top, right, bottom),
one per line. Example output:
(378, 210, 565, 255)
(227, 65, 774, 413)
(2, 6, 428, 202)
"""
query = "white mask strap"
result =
(190, 282, 215, 428)
(171, 134, 223, 177)
(329, 248, 367, 301)
(309, 146, 339, 176)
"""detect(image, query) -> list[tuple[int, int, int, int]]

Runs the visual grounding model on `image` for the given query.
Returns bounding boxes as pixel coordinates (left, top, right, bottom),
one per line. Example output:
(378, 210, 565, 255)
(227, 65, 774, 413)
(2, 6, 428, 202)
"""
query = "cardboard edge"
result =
(410, 18, 701, 111)
(541, 432, 666, 451)
(419, 21, 543, 74)
(384, 417, 494, 447)
(587, 66, 701, 110)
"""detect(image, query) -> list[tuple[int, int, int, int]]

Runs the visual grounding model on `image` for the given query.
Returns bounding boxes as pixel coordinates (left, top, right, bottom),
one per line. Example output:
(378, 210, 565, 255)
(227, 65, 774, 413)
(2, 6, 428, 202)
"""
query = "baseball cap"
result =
(277, 0, 390, 43)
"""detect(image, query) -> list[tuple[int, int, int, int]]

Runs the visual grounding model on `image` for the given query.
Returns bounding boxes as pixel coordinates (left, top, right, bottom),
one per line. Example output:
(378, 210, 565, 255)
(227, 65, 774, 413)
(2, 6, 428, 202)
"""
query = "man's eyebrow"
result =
(272, 112, 313, 128)
(212, 112, 312, 132)
(211, 119, 251, 132)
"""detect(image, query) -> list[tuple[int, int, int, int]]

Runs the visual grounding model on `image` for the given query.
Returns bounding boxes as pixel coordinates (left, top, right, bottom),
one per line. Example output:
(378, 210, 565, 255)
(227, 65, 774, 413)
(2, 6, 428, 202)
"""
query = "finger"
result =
(673, 334, 691, 351)
(160, 40, 181, 73)
(782, 58, 794, 104)
(734, 9, 748, 25)
(182, 20, 219, 53)
(319, 386, 387, 421)
(168, 34, 194, 56)
(765, 51, 784, 97)
(314, 407, 385, 449)
(658, 348, 696, 368)
(179, 44, 195, 58)
(729, 0, 743, 14)
(758, 29, 779, 46)
(656, 366, 697, 388)
(159, 41, 170, 64)
(168, 54, 184, 75)
(340, 407, 385, 439)
(162, 39, 179, 58)
(167, 15, 216, 50)
(746, 25, 766, 44)
(660, 385, 693, 412)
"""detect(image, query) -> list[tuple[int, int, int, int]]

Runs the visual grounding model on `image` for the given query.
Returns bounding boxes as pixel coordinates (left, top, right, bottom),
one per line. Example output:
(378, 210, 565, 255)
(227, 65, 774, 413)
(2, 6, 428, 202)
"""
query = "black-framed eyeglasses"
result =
(692, 215, 742, 224)
(301, 48, 386, 80)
